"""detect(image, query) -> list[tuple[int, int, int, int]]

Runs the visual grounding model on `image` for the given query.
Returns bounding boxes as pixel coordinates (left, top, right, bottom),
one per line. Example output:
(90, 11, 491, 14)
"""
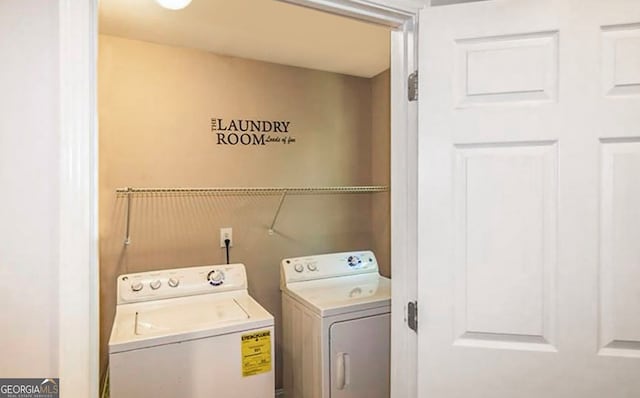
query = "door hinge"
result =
(407, 301, 418, 332)
(408, 71, 418, 101)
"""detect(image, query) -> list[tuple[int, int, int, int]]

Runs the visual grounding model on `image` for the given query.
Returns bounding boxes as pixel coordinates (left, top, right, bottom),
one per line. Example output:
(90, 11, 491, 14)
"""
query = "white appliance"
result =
(280, 251, 391, 398)
(109, 263, 274, 398)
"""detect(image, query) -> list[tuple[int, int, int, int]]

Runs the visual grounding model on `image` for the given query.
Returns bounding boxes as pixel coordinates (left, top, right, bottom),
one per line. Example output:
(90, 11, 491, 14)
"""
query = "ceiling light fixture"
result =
(155, 0, 192, 10)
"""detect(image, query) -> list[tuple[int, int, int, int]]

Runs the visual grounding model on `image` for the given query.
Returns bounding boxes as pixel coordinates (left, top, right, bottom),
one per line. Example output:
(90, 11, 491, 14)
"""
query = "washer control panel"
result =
(281, 250, 378, 285)
(117, 263, 247, 304)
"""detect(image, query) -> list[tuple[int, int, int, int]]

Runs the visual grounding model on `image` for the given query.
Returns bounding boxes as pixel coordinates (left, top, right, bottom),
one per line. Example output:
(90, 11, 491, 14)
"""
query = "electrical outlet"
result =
(220, 227, 233, 248)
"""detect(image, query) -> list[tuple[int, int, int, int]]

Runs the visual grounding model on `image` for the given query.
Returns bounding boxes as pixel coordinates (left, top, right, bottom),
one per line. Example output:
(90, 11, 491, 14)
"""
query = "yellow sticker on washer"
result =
(241, 330, 272, 377)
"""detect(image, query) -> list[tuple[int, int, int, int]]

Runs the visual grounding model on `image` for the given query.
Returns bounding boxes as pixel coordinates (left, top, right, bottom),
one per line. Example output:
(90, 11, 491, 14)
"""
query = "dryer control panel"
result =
(117, 263, 247, 304)
(280, 250, 379, 287)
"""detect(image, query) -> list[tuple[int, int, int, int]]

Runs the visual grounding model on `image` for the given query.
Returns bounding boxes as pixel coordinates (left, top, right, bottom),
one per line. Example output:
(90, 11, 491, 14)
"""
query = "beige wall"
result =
(371, 70, 391, 277)
(0, 0, 59, 376)
(99, 35, 389, 388)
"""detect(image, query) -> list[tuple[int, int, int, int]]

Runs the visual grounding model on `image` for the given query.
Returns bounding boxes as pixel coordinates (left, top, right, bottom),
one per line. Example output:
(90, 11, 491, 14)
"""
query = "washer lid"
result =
(135, 296, 248, 336)
(283, 273, 390, 317)
(109, 291, 273, 353)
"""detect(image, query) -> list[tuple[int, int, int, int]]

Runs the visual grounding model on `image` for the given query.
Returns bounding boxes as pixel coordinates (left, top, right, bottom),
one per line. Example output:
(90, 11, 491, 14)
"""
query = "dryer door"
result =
(329, 313, 390, 398)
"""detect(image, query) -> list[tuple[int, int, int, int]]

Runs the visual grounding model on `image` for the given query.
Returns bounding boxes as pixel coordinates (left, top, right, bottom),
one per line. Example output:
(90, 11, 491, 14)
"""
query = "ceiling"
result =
(99, 0, 391, 78)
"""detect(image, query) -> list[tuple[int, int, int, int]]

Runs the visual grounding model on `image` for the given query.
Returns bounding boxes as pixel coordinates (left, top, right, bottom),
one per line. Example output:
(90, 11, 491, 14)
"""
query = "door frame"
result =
(58, 0, 99, 397)
(57, 0, 422, 396)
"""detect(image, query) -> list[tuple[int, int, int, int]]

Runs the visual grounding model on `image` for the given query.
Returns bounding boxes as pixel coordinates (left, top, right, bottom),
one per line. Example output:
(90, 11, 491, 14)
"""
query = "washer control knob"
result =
(150, 280, 161, 290)
(207, 270, 225, 286)
(307, 263, 317, 271)
(294, 264, 304, 273)
(131, 282, 143, 292)
(347, 255, 361, 267)
(168, 277, 180, 288)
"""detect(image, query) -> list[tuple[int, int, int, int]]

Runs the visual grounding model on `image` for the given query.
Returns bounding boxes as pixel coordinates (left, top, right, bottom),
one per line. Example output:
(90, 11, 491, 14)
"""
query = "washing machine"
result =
(109, 263, 274, 398)
(280, 251, 391, 398)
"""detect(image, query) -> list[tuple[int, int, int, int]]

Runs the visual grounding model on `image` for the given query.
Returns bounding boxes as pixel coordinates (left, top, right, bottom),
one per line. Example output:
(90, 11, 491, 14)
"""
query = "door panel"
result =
(602, 24, 640, 97)
(330, 313, 390, 398)
(454, 31, 559, 106)
(453, 142, 557, 352)
(418, 0, 640, 396)
(600, 139, 640, 358)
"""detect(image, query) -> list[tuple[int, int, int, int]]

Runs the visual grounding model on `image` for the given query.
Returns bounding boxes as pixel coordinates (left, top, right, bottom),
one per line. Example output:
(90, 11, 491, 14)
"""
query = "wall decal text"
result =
(211, 118, 296, 146)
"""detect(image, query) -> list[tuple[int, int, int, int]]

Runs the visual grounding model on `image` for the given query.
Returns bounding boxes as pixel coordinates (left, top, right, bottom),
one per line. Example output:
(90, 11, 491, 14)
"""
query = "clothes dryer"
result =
(280, 251, 390, 398)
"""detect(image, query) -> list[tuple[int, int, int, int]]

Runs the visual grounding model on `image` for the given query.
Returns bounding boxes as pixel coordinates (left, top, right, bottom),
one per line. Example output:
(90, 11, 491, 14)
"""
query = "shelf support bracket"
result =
(124, 187, 132, 245)
(268, 189, 288, 235)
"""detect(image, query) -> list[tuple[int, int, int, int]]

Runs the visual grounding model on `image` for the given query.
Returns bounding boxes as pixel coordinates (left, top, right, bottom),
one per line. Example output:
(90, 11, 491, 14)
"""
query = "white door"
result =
(330, 313, 390, 398)
(418, 0, 640, 396)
